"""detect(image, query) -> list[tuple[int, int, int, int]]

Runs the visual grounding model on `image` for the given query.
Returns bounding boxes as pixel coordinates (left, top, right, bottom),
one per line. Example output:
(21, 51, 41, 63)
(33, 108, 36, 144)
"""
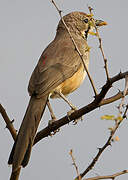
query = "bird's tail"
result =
(8, 95, 48, 174)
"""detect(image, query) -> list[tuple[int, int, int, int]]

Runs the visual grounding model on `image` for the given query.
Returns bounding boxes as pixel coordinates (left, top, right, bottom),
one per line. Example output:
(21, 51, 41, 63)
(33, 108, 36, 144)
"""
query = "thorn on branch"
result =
(104, 58, 107, 63)
(108, 141, 112, 146)
(80, 54, 84, 58)
(99, 38, 102, 43)
(59, 10, 62, 14)
(119, 69, 122, 74)
(117, 89, 122, 93)
(97, 147, 102, 152)
(74, 47, 77, 51)
(123, 170, 127, 173)
(123, 114, 127, 119)
(0, 103, 17, 140)
(5, 119, 15, 129)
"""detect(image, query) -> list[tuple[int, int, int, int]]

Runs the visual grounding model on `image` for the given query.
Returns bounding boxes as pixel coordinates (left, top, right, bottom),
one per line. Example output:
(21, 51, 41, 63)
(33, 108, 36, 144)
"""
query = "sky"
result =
(0, 0, 128, 179)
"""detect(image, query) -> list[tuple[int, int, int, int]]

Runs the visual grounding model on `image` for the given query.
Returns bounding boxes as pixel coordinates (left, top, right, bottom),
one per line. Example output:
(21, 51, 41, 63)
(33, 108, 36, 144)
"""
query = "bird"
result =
(8, 11, 107, 178)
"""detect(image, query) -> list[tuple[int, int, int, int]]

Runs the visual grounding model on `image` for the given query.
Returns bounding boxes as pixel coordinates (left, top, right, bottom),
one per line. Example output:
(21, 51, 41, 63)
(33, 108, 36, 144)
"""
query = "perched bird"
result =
(8, 11, 107, 178)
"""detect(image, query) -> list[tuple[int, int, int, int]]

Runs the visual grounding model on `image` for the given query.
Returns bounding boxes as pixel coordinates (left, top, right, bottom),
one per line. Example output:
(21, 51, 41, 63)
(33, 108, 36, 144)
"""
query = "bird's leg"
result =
(47, 98, 56, 123)
(47, 99, 60, 135)
(53, 90, 83, 124)
(54, 90, 77, 110)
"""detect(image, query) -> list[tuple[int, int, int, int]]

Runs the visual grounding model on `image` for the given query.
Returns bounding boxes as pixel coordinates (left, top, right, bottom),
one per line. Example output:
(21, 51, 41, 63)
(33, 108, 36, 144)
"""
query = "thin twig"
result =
(75, 116, 125, 179)
(88, 7, 109, 81)
(84, 170, 128, 180)
(100, 90, 124, 106)
(118, 75, 128, 113)
(51, 0, 97, 96)
(96, 30, 109, 80)
(123, 104, 128, 119)
(69, 149, 81, 180)
(0, 104, 17, 140)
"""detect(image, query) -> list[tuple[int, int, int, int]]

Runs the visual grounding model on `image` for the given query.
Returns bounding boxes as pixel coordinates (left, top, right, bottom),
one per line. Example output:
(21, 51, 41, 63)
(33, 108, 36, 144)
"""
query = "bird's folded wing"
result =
(28, 40, 84, 98)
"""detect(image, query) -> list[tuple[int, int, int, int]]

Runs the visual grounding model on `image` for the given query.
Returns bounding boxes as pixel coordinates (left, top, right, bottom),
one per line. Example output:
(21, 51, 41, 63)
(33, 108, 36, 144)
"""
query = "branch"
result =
(69, 150, 81, 180)
(118, 75, 128, 113)
(88, 7, 109, 80)
(1, 71, 128, 145)
(34, 70, 128, 145)
(75, 115, 124, 179)
(51, 0, 97, 96)
(84, 170, 128, 180)
(96, 29, 109, 80)
(0, 104, 17, 140)
(100, 90, 124, 106)
(75, 77, 128, 180)
(123, 104, 128, 119)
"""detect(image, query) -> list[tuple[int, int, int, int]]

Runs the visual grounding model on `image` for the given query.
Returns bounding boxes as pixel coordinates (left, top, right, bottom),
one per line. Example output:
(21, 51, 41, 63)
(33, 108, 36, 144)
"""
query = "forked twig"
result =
(75, 76, 128, 179)
(51, 0, 97, 96)
(84, 170, 128, 180)
(75, 112, 126, 179)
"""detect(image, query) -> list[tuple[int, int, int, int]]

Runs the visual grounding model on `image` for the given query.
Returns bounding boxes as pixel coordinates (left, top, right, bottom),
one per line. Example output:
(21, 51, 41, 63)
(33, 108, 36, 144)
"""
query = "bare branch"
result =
(88, 7, 109, 80)
(123, 104, 128, 119)
(100, 77, 128, 106)
(0, 104, 17, 140)
(34, 70, 128, 145)
(76, 116, 124, 179)
(118, 75, 128, 113)
(84, 170, 128, 180)
(69, 149, 81, 180)
(100, 91, 124, 106)
(50, 0, 97, 96)
(75, 77, 128, 179)
(75, 104, 127, 179)
(1, 71, 128, 145)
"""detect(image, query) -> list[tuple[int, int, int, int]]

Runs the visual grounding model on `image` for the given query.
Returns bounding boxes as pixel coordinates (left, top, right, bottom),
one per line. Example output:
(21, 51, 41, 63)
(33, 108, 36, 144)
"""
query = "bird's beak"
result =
(87, 18, 107, 37)
(95, 19, 107, 27)
(88, 19, 107, 36)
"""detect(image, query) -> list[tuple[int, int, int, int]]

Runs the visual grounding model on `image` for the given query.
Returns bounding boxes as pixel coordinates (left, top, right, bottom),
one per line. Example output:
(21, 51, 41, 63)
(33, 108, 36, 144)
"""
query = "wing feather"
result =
(28, 33, 89, 98)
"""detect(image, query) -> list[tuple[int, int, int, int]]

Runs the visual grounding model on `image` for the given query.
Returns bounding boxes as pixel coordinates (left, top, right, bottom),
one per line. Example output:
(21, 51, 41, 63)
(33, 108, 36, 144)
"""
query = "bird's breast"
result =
(50, 63, 88, 98)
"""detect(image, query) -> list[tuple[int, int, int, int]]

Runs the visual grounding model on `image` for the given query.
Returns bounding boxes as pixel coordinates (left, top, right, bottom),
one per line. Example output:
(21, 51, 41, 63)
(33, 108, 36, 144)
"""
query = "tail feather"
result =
(8, 95, 48, 173)
(21, 140, 32, 167)
(8, 137, 18, 164)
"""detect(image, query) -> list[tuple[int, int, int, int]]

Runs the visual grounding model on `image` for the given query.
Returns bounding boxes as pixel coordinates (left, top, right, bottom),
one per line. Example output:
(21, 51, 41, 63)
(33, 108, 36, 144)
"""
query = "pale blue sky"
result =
(0, 0, 128, 179)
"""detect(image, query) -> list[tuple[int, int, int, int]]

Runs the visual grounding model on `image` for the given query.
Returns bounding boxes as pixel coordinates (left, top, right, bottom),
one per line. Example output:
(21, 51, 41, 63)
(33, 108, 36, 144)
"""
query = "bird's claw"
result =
(50, 128, 60, 136)
(48, 118, 60, 136)
(48, 118, 57, 125)
(67, 107, 83, 125)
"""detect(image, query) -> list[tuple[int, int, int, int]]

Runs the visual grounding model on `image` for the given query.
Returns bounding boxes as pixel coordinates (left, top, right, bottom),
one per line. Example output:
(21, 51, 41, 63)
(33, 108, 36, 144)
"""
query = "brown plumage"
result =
(8, 11, 106, 179)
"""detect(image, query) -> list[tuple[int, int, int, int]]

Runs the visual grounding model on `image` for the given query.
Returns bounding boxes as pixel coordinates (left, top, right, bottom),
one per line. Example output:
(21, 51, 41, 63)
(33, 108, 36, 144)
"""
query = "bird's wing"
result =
(28, 36, 87, 98)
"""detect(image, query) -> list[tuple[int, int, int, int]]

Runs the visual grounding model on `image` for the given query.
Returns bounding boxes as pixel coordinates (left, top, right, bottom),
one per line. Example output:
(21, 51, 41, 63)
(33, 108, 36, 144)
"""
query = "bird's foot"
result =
(48, 118, 60, 136)
(67, 107, 83, 125)
(48, 117, 57, 125)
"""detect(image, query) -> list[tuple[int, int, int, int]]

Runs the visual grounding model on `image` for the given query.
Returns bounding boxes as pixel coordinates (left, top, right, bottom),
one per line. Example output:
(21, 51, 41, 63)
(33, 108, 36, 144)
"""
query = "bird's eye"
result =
(83, 18, 89, 23)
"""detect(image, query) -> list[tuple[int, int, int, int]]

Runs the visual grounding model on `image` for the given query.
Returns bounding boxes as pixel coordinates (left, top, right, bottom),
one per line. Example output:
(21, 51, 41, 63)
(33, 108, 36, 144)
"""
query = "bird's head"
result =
(57, 11, 107, 39)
